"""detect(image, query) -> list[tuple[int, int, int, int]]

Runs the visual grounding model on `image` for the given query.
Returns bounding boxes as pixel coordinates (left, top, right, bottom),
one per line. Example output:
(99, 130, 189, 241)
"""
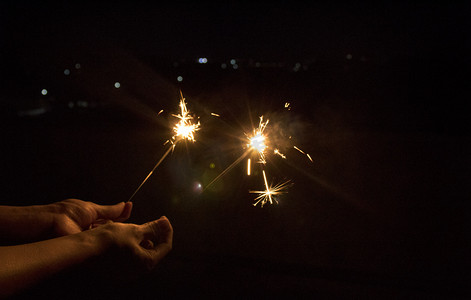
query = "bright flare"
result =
(247, 116, 269, 164)
(171, 91, 200, 143)
(250, 170, 291, 207)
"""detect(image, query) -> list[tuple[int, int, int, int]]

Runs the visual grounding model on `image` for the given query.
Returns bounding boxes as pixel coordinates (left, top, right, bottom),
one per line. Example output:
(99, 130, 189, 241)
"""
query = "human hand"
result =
(51, 199, 133, 236)
(91, 216, 173, 279)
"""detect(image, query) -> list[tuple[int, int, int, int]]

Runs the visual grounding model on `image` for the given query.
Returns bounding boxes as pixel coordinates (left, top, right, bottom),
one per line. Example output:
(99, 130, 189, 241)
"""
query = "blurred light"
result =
(293, 62, 301, 72)
(255, 62, 261, 68)
(209, 163, 215, 169)
(346, 53, 353, 60)
(68, 102, 74, 108)
(221, 63, 227, 69)
(114, 82, 121, 88)
(64, 69, 70, 75)
(230, 59, 236, 65)
(41, 89, 48, 96)
(173, 62, 179, 67)
(198, 57, 208, 64)
(232, 64, 238, 69)
(192, 181, 203, 194)
(75, 63, 81, 69)
(177, 76, 183, 82)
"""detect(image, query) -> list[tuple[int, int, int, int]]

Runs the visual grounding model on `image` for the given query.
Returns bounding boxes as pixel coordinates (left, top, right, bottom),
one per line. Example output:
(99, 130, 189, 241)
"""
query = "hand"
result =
(51, 199, 133, 236)
(91, 216, 173, 280)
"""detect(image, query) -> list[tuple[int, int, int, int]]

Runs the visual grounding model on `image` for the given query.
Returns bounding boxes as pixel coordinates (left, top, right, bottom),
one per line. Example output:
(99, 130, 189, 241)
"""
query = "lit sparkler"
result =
(205, 102, 310, 208)
(128, 91, 200, 202)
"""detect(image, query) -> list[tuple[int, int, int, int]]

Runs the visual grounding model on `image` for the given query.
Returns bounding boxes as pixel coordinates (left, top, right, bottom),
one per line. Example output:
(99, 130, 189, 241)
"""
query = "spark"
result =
(306, 153, 313, 163)
(211, 112, 220, 117)
(294, 146, 313, 163)
(158, 109, 164, 115)
(250, 170, 291, 207)
(284, 102, 291, 110)
(274, 149, 286, 159)
(247, 158, 251, 176)
(293, 145, 305, 154)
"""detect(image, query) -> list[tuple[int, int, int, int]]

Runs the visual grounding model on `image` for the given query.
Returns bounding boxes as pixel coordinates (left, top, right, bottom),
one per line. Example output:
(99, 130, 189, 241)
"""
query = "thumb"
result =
(94, 202, 133, 221)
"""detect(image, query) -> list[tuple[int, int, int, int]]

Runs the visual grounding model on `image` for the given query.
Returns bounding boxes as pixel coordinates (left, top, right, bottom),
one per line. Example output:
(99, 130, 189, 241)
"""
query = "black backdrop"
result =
(1, 2, 469, 299)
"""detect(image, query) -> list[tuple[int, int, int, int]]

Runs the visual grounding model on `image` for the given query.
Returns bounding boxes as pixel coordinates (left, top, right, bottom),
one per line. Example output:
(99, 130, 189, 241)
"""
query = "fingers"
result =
(94, 202, 133, 222)
(140, 216, 173, 264)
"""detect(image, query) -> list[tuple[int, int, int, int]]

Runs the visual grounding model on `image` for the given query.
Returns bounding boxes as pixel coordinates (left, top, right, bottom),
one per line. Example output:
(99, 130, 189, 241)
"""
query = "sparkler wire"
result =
(127, 145, 173, 202)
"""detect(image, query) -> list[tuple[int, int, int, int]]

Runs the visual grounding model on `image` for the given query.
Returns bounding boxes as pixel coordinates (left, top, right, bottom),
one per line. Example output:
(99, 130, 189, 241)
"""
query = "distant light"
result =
(232, 64, 238, 69)
(198, 57, 208, 64)
(64, 69, 70, 75)
(177, 76, 183, 82)
(230, 59, 236, 65)
(255, 62, 261, 68)
(346, 53, 353, 60)
(78, 101, 88, 108)
(221, 63, 227, 69)
(68, 102, 74, 108)
(293, 62, 301, 72)
(209, 163, 215, 169)
(75, 63, 81, 69)
(114, 82, 121, 88)
(41, 89, 48, 96)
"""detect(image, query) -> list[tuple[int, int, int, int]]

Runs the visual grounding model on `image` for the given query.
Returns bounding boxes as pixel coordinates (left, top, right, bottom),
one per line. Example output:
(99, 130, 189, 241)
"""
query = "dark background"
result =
(1, 1, 470, 299)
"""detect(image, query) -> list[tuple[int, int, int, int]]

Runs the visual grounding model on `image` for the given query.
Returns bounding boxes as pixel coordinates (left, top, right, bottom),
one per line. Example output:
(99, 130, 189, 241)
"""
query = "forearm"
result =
(0, 205, 55, 244)
(0, 229, 108, 298)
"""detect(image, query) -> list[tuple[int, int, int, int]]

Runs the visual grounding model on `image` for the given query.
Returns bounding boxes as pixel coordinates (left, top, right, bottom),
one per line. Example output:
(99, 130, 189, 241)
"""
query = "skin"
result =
(0, 199, 173, 298)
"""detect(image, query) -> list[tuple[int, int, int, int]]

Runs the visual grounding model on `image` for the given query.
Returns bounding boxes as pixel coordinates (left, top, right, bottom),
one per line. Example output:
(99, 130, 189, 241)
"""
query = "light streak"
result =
(250, 170, 291, 207)
(294, 146, 313, 163)
(306, 153, 313, 163)
(274, 149, 286, 159)
(211, 112, 220, 117)
(128, 91, 200, 202)
(293, 145, 305, 154)
(247, 158, 251, 175)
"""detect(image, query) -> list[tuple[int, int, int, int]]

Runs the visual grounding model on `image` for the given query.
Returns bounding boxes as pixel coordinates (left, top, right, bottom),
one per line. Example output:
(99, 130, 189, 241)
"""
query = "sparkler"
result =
(205, 102, 311, 207)
(128, 91, 200, 202)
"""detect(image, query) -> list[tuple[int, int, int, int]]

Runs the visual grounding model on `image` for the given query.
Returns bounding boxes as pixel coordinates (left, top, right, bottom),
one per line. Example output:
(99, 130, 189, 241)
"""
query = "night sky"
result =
(1, 1, 470, 299)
